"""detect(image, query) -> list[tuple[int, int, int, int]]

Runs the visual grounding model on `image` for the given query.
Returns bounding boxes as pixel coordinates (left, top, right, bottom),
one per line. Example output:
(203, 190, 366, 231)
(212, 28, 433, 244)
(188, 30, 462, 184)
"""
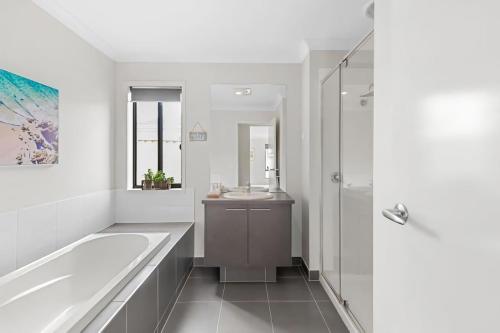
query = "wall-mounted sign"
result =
(189, 122, 207, 141)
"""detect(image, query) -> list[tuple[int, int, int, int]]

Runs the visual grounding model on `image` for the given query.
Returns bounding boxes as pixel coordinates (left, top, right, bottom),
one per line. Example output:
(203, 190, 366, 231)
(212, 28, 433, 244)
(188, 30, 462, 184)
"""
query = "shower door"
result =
(320, 68, 341, 297)
(340, 34, 374, 332)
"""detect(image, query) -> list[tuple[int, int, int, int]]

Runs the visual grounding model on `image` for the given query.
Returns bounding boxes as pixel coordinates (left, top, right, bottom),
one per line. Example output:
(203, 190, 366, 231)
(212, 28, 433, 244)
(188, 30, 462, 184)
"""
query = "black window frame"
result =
(132, 101, 182, 189)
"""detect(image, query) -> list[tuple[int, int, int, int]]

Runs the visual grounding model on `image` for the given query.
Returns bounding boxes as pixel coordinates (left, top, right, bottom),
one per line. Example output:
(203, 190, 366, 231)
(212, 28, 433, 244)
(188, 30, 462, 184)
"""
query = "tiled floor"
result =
(162, 266, 348, 333)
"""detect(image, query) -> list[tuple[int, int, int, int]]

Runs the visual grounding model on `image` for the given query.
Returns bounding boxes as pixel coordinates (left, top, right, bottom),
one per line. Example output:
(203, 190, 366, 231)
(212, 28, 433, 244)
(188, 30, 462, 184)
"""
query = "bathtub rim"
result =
(0, 232, 171, 332)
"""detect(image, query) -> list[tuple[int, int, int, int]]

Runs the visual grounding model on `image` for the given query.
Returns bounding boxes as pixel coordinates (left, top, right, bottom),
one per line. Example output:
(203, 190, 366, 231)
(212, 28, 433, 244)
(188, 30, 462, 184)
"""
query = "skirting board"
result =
(300, 257, 320, 281)
(193, 257, 304, 268)
(319, 275, 361, 333)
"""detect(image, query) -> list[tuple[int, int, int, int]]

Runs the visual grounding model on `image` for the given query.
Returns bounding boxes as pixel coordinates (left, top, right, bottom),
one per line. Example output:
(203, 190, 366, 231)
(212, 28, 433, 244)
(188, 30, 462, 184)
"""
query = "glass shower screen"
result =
(320, 32, 374, 333)
(320, 67, 341, 298)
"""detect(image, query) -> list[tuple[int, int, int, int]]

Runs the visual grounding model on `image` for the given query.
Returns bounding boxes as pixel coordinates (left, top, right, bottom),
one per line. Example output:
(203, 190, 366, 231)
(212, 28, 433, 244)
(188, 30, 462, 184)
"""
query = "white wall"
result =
(301, 55, 311, 266)
(301, 51, 346, 270)
(210, 110, 277, 187)
(0, 0, 115, 275)
(0, 0, 115, 212)
(115, 63, 303, 257)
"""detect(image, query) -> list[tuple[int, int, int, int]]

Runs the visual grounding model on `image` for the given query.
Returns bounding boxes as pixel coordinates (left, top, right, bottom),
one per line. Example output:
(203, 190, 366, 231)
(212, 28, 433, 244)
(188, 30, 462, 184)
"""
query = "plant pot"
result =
(154, 181, 163, 189)
(143, 180, 153, 190)
(160, 180, 169, 190)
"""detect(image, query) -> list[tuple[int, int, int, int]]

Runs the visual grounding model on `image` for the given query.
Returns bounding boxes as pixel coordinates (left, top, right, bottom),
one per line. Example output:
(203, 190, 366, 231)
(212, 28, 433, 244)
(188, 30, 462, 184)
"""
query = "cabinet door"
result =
(205, 205, 248, 266)
(248, 205, 291, 266)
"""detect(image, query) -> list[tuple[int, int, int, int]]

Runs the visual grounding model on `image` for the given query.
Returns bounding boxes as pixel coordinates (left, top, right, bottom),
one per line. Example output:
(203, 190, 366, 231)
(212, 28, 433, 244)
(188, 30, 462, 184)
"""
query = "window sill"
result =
(126, 188, 184, 192)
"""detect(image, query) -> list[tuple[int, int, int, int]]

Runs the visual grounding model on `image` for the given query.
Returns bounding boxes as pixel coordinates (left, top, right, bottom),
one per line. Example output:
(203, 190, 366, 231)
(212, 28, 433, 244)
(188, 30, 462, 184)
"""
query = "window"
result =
(129, 87, 182, 188)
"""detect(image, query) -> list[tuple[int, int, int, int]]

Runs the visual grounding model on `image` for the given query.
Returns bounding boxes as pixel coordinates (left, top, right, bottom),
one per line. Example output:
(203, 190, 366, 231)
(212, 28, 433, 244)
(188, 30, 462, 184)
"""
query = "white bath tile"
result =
(17, 202, 58, 268)
(56, 195, 86, 248)
(57, 190, 114, 249)
(0, 210, 18, 276)
(115, 189, 194, 223)
(85, 190, 114, 232)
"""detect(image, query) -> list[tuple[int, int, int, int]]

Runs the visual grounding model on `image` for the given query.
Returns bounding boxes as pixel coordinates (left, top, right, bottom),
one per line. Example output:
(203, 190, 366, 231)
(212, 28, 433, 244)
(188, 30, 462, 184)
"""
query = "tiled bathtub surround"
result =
(84, 223, 194, 333)
(0, 190, 114, 276)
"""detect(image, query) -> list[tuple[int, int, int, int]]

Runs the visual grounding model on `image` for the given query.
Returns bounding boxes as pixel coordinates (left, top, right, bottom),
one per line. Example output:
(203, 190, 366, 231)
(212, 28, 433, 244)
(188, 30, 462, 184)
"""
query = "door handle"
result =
(382, 203, 409, 225)
(331, 172, 341, 183)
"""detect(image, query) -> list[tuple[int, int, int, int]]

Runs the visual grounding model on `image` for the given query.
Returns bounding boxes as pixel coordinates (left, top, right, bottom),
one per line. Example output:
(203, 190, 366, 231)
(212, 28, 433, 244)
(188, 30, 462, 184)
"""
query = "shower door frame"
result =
(319, 30, 374, 333)
(319, 64, 343, 303)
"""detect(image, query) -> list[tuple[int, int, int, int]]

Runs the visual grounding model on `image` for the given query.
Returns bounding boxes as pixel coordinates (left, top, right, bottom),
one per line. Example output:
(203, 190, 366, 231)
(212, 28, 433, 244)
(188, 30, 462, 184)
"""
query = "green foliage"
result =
(153, 170, 166, 182)
(144, 169, 154, 181)
(166, 176, 174, 184)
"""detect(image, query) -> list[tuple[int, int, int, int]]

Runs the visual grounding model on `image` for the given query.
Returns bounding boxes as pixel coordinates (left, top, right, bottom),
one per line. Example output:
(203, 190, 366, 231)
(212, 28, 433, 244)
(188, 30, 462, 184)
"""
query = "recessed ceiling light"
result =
(234, 88, 252, 96)
(341, 91, 348, 95)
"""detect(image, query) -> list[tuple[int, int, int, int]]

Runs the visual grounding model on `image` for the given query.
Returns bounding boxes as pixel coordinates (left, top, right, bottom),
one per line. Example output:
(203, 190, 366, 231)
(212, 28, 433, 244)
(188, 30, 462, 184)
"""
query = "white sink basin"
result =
(223, 192, 274, 200)
(228, 186, 268, 192)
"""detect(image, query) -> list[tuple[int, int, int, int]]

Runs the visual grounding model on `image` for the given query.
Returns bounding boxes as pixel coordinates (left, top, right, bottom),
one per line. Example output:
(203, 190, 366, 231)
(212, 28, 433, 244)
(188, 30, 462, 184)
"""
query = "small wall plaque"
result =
(189, 122, 207, 141)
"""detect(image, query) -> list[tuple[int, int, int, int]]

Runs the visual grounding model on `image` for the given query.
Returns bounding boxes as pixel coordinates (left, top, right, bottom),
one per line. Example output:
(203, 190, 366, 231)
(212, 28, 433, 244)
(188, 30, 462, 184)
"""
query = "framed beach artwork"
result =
(0, 69, 59, 165)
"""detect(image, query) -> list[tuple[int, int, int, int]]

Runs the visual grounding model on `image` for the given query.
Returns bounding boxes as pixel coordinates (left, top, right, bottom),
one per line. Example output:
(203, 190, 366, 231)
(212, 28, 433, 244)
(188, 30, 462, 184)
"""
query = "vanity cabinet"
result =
(205, 204, 248, 266)
(203, 194, 294, 269)
(248, 204, 291, 266)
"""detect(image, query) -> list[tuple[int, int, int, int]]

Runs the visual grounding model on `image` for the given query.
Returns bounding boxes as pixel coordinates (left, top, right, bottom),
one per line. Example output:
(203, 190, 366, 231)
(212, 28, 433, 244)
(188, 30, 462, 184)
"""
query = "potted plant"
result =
(166, 176, 174, 189)
(143, 169, 154, 190)
(153, 170, 166, 190)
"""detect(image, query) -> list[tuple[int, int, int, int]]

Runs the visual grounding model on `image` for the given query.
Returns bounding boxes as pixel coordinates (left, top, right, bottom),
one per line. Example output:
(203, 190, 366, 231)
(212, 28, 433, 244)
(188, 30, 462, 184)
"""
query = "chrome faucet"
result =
(245, 181, 251, 193)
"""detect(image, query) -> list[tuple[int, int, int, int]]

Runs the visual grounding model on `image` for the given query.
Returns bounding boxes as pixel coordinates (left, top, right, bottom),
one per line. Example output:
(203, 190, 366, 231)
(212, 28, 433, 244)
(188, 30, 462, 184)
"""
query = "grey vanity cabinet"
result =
(248, 204, 291, 266)
(204, 200, 292, 267)
(205, 204, 248, 266)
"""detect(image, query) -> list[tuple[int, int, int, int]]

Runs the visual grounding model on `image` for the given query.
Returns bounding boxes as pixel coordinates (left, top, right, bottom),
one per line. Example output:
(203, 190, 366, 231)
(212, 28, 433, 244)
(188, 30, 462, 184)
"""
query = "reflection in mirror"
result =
(210, 84, 286, 192)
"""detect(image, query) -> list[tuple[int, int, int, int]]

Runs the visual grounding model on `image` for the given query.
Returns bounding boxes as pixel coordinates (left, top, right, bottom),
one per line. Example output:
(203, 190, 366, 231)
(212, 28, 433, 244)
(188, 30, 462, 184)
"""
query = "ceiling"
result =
(33, 0, 373, 63)
(211, 84, 285, 111)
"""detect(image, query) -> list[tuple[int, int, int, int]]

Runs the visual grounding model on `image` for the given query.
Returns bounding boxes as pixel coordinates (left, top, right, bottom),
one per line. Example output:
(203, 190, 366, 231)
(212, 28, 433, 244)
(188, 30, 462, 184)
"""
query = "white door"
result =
(375, 1, 500, 332)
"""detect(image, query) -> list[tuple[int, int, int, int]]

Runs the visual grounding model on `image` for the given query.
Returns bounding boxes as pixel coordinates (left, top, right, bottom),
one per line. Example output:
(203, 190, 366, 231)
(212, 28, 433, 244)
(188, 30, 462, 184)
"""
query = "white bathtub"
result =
(0, 232, 170, 333)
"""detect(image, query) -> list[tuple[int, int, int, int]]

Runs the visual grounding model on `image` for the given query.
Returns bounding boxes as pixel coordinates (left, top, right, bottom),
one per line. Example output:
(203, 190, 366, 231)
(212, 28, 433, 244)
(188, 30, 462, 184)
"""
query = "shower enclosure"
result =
(320, 32, 373, 333)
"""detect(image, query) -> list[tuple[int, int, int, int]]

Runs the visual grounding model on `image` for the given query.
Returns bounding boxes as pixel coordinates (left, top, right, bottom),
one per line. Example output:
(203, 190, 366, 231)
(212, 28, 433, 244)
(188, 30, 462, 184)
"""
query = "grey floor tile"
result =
(218, 301, 273, 333)
(189, 266, 219, 280)
(277, 266, 303, 278)
(162, 302, 219, 333)
(270, 302, 329, 333)
(177, 277, 224, 302)
(308, 281, 330, 301)
(267, 278, 313, 301)
(223, 283, 267, 301)
(317, 301, 349, 333)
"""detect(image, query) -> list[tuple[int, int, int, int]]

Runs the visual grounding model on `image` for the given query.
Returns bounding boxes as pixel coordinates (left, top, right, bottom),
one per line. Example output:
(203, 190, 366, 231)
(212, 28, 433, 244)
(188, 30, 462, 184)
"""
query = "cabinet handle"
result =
(225, 208, 246, 211)
(250, 208, 271, 211)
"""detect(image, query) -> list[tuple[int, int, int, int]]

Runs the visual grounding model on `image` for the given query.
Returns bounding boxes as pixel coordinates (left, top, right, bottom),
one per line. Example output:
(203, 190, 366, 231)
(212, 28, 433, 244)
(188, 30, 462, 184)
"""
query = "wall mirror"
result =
(209, 84, 286, 192)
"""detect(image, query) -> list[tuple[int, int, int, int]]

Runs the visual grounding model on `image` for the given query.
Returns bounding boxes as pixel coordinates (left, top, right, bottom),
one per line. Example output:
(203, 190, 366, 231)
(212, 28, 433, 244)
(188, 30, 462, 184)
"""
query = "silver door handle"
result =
(331, 172, 341, 183)
(382, 203, 409, 225)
